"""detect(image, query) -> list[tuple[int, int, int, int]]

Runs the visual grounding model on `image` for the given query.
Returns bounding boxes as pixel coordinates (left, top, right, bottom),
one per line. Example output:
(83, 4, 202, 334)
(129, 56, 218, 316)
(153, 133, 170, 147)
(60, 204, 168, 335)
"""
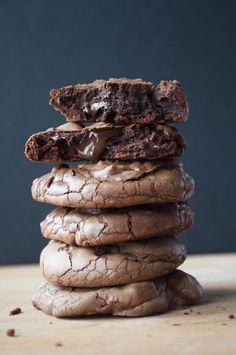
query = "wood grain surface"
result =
(0, 253, 236, 355)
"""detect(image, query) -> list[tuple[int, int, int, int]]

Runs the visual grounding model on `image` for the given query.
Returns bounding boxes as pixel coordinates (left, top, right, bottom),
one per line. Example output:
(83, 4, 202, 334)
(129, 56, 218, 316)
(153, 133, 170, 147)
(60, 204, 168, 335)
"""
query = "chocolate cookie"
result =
(40, 237, 186, 288)
(32, 159, 194, 208)
(32, 270, 203, 317)
(25, 122, 186, 162)
(49, 78, 188, 124)
(41, 203, 194, 246)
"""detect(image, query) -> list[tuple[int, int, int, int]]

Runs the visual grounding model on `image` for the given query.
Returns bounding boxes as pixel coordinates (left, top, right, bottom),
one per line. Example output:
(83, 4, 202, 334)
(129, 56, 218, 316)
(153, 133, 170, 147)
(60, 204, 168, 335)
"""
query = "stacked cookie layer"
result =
(25, 78, 203, 317)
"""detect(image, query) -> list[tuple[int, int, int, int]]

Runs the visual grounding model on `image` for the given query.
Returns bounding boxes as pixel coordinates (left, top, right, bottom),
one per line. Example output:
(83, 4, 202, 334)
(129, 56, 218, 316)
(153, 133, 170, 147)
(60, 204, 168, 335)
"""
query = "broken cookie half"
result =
(25, 122, 186, 162)
(49, 78, 189, 124)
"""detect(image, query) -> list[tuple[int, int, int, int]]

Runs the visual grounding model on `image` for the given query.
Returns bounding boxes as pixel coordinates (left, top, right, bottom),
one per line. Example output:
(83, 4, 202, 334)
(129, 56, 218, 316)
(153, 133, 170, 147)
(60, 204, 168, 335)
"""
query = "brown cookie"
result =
(32, 159, 194, 208)
(25, 122, 186, 162)
(49, 78, 188, 124)
(41, 203, 194, 246)
(40, 237, 186, 288)
(32, 270, 203, 317)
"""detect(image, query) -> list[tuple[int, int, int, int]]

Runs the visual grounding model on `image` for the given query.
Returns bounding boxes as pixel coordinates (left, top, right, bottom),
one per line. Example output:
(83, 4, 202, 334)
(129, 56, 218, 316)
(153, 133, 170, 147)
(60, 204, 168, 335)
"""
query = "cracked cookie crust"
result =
(32, 270, 203, 317)
(40, 236, 187, 287)
(40, 203, 194, 246)
(31, 159, 194, 208)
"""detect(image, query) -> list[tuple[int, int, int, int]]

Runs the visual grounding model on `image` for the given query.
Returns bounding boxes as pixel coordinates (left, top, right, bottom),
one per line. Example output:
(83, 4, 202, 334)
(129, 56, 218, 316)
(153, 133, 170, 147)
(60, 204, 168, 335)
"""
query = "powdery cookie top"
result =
(31, 159, 194, 209)
(41, 203, 194, 246)
(40, 237, 186, 288)
(25, 122, 186, 162)
(32, 270, 203, 318)
(49, 78, 188, 124)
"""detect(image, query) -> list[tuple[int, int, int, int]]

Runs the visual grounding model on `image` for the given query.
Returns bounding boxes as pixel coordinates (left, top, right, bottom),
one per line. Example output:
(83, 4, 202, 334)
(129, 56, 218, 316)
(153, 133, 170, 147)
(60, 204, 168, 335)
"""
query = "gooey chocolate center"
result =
(76, 127, 122, 161)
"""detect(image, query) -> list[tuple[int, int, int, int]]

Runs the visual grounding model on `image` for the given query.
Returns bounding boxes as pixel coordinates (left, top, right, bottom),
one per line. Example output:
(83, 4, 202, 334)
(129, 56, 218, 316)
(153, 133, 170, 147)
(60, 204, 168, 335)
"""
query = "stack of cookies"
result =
(25, 78, 203, 317)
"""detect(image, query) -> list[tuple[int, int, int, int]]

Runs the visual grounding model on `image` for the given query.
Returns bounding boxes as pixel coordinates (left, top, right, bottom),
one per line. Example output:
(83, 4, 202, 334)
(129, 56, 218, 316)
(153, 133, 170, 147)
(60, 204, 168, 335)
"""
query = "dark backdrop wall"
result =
(1, 0, 236, 264)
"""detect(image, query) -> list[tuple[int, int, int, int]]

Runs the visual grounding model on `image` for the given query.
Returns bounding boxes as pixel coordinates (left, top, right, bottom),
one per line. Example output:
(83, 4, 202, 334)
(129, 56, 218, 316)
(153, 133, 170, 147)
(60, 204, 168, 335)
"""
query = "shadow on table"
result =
(202, 287, 236, 304)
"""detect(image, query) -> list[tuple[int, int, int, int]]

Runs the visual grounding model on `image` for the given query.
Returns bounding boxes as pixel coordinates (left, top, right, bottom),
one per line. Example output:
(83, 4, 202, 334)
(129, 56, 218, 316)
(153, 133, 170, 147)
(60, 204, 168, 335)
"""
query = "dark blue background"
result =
(1, 0, 236, 264)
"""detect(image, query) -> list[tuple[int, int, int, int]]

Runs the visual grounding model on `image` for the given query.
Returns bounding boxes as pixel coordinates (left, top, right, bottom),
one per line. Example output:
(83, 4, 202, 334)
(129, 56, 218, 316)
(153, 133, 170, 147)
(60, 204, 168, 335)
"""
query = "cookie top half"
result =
(49, 78, 188, 124)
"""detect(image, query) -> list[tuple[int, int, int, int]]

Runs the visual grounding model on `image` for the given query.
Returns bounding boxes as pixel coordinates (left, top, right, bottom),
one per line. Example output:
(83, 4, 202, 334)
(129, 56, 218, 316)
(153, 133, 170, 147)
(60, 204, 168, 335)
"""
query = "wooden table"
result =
(0, 254, 236, 355)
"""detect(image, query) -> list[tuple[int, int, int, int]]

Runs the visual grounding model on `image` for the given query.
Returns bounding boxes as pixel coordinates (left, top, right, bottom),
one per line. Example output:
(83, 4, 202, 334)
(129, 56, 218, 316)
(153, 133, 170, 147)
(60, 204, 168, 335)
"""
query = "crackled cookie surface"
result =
(49, 78, 188, 124)
(32, 270, 203, 317)
(40, 237, 186, 287)
(32, 159, 194, 208)
(41, 203, 194, 246)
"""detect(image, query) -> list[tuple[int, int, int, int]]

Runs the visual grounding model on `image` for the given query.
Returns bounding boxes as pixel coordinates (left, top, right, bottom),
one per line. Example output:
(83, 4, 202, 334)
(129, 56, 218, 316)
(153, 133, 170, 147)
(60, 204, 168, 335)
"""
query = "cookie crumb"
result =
(9, 307, 22, 316)
(55, 342, 62, 347)
(222, 323, 227, 326)
(172, 323, 181, 326)
(197, 312, 201, 315)
(184, 312, 189, 315)
(228, 314, 235, 319)
(6, 329, 15, 337)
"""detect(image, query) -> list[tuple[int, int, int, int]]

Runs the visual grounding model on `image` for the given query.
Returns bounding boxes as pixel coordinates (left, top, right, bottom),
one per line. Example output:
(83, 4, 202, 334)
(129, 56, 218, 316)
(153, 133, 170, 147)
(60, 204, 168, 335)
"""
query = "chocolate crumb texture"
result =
(49, 78, 189, 124)
(6, 329, 15, 337)
(24, 122, 186, 163)
(9, 307, 22, 316)
(228, 314, 235, 319)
